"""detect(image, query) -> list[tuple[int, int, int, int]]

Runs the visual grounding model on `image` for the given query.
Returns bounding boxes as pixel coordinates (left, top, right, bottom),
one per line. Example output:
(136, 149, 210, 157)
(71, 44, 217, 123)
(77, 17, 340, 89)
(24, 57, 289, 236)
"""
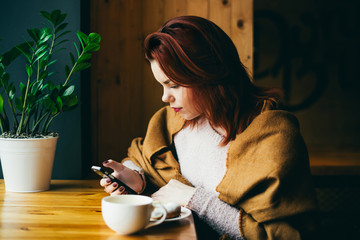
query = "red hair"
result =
(144, 16, 281, 145)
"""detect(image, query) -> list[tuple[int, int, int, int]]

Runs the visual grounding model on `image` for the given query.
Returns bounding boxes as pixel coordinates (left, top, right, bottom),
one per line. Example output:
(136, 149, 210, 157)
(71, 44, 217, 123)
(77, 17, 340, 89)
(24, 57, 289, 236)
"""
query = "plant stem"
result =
(32, 110, 47, 133)
(17, 53, 35, 135)
(7, 94, 19, 128)
(0, 116, 4, 133)
(43, 112, 60, 134)
(42, 112, 52, 134)
(43, 26, 56, 72)
(64, 51, 84, 86)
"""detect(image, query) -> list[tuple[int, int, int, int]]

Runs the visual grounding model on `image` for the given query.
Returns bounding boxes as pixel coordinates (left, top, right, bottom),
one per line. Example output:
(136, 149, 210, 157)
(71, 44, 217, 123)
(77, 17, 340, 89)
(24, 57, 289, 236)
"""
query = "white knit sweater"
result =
(125, 119, 242, 239)
(174, 119, 242, 239)
(174, 118, 229, 194)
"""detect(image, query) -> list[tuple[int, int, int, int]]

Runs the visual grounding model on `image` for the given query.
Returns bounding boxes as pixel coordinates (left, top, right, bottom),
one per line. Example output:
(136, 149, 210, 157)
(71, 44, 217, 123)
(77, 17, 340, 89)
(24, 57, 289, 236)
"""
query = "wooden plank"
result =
(0, 180, 197, 239)
(164, 0, 188, 21)
(309, 147, 360, 175)
(91, 0, 143, 164)
(231, 0, 253, 73)
(141, 0, 167, 131)
(187, 0, 209, 18)
(209, 0, 232, 36)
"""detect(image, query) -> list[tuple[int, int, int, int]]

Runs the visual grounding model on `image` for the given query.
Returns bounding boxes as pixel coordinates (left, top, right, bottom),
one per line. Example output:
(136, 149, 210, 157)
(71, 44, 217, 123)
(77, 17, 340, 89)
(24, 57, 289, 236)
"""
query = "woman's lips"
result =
(172, 107, 182, 112)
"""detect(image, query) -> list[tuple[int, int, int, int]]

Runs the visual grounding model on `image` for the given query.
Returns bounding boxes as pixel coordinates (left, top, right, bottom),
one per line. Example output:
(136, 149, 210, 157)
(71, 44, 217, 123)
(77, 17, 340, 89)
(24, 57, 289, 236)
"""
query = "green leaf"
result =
(39, 71, 48, 81)
(65, 65, 70, 78)
(26, 65, 33, 77)
(55, 23, 68, 32)
(84, 43, 100, 53)
(55, 30, 70, 40)
(8, 84, 15, 100)
(2, 73, 9, 86)
(50, 10, 61, 24)
(77, 31, 88, 48)
(48, 59, 57, 66)
(73, 42, 80, 57)
(52, 47, 66, 55)
(45, 99, 57, 114)
(0, 94, 4, 114)
(31, 80, 43, 94)
(41, 83, 49, 91)
(54, 39, 69, 48)
(39, 27, 52, 42)
(20, 82, 26, 95)
(88, 33, 101, 44)
(26, 95, 35, 109)
(27, 28, 40, 42)
(34, 44, 48, 56)
(40, 11, 52, 22)
(40, 33, 52, 44)
(16, 45, 32, 63)
(69, 52, 76, 65)
(62, 85, 75, 96)
(48, 81, 55, 91)
(2, 42, 32, 66)
(34, 50, 48, 62)
(15, 97, 23, 111)
(0, 65, 4, 77)
(77, 53, 92, 63)
(63, 94, 78, 109)
(56, 13, 67, 26)
(73, 62, 91, 73)
(56, 96, 63, 111)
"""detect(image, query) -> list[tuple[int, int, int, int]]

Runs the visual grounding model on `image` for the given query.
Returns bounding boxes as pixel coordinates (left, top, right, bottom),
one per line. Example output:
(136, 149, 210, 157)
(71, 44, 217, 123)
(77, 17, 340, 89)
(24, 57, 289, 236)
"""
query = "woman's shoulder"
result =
(230, 109, 304, 150)
(250, 109, 300, 132)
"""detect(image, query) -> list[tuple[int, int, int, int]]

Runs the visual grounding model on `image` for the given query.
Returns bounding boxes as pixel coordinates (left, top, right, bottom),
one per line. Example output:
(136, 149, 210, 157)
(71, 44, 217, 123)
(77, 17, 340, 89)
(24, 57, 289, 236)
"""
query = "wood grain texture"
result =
(0, 180, 197, 239)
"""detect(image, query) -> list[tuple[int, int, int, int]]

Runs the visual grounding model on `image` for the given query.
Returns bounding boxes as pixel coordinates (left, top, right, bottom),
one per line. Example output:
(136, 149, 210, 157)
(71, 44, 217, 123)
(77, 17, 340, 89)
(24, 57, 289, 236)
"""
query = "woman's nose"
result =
(162, 91, 174, 103)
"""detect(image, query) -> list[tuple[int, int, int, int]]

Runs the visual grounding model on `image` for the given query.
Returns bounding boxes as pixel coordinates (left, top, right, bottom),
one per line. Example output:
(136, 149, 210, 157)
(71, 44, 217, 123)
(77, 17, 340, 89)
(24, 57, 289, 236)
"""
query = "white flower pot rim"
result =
(0, 136, 59, 141)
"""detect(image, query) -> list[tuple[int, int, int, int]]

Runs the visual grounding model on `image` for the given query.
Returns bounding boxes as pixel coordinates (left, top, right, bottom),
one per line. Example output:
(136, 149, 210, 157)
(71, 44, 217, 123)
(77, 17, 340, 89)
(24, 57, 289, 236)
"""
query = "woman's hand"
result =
(100, 160, 143, 195)
(151, 179, 196, 206)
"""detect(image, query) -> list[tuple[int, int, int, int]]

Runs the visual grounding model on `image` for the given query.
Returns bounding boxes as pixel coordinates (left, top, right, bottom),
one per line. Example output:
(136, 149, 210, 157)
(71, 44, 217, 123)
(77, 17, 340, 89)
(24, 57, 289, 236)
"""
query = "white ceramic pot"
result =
(0, 136, 58, 192)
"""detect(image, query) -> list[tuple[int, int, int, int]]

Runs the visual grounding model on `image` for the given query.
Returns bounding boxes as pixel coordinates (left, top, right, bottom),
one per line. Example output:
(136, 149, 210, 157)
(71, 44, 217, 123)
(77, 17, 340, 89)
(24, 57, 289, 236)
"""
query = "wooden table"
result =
(0, 180, 197, 239)
(308, 146, 360, 176)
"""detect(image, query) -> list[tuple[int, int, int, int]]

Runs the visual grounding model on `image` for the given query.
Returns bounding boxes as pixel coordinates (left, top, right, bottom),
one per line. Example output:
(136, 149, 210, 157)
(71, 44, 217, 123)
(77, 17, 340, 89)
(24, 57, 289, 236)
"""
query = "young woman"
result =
(100, 16, 319, 239)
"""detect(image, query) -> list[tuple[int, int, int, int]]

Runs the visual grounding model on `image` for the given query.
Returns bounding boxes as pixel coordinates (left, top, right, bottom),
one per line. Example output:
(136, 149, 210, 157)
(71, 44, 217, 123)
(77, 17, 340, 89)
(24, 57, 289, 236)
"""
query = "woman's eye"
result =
(170, 85, 179, 89)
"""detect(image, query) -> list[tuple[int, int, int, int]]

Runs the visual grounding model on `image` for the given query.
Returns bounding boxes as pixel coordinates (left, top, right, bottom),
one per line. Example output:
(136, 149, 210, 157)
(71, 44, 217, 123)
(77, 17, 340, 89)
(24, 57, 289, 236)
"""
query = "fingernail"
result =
(103, 160, 109, 164)
(112, 182, 118, 188)
(106, 178, 111, 183)
(119, 186, 125, 192)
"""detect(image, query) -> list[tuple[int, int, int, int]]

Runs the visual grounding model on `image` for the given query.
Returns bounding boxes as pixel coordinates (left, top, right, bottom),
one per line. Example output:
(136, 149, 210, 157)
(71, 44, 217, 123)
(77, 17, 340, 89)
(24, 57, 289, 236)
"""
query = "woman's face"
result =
(150, 60, 202, 120)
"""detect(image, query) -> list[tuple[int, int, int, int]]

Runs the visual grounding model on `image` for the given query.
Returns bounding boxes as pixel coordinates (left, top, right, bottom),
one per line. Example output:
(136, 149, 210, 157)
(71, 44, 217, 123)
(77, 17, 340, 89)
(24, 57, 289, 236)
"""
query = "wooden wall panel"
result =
(209, 0, 232, 35)
(187, 0, 209, 18)
(141, 0, 166, 128)
(232, 0, 253, 74)
(91, 0, 144, 164)
(90, 0, 253, 166)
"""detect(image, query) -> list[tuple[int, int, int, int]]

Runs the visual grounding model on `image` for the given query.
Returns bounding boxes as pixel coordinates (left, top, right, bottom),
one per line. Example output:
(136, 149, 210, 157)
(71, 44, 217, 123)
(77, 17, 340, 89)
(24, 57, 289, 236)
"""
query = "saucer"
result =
(151, 207, 191, 222)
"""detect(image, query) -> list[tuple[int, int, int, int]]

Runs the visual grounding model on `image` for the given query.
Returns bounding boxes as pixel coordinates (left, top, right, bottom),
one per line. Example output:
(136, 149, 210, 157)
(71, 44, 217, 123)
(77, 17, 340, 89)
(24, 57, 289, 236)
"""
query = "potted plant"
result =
(0, 9, 101, 192)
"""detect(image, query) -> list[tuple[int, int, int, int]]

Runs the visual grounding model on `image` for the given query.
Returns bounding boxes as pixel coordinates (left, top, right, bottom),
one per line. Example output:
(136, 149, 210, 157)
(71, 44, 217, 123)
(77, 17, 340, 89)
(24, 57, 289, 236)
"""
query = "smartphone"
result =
(91, 165, 136, 194)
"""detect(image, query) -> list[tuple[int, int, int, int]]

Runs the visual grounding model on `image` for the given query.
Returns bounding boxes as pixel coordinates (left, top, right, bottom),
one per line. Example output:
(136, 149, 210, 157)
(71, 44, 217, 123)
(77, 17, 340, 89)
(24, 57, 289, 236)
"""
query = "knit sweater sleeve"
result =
(187, 186, 243, 240)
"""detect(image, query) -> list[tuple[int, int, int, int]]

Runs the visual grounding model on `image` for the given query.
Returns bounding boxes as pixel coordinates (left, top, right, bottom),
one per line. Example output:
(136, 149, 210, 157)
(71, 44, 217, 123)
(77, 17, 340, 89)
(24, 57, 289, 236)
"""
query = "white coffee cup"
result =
(102, 195, 167, 235)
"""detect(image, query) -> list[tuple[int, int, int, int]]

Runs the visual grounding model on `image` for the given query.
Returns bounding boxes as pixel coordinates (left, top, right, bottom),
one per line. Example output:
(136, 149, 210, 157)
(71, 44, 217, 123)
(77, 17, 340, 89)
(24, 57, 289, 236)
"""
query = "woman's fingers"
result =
(104, 182, 120, 194)
(100, 177, 111, 187)
(102, 160, 125, 175)
(110, 186, 127, 196)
